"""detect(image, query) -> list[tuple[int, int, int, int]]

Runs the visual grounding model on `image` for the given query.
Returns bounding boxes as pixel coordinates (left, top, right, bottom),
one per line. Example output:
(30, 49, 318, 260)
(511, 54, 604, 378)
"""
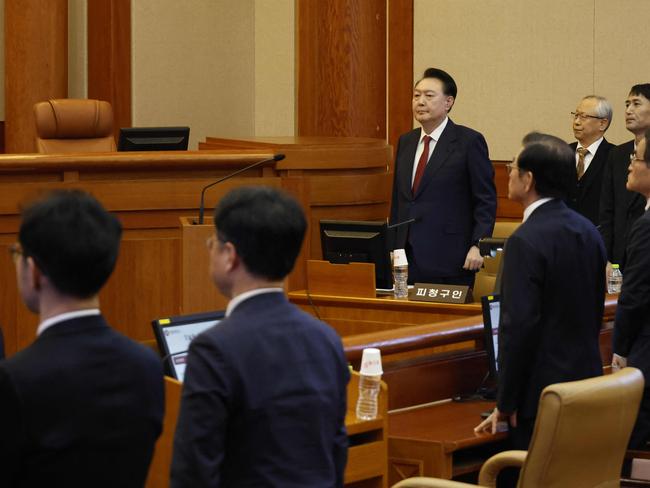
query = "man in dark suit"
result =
(568, 95, 614, 225)
(476, 133, 606, 449)
(0, 190, 164, 487)
(599, 84, 650, 271)
(612, 128, 650, 449)
(171, 186, 349, 487)
(390, 67, 496, 287)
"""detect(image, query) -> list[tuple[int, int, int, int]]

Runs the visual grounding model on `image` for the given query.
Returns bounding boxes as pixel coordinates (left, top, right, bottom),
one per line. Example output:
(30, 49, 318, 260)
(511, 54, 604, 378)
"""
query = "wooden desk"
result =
(388, 400, 507, 484)
(288, 290, 482, 336)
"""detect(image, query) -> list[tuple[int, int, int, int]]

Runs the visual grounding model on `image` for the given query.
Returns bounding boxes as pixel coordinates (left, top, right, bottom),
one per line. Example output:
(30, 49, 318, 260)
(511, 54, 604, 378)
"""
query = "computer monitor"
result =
(481, 294, 501, 382)
(117, 126, 190, 151)
(152, 310, 225, 381)
(319, 219, 392, 289)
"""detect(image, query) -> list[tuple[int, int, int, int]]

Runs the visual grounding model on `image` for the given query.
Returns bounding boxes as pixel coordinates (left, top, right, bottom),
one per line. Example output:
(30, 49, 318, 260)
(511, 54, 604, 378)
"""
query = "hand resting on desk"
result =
(474, 406, 515, 434)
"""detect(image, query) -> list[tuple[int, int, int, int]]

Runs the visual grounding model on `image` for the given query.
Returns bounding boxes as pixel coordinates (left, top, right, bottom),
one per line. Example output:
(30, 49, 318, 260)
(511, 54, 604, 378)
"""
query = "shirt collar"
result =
(225, 287, 284, 317)
(577, 136, 604, 155)
(646, 198, 650, 211)
(522, 197, 554, 223)
(420, 116, 449, 143)
(37, 308, 101, 336)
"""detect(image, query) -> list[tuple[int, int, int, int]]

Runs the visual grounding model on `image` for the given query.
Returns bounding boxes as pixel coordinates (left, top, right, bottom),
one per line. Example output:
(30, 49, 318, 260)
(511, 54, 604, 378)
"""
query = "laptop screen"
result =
(480, 294, 501, 381)
(152, 310, 225, 381)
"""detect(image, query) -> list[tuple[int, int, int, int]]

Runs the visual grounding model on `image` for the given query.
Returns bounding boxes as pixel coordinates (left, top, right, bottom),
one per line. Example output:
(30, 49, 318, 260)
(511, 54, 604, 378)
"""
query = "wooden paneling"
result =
(297, 0, 386, 138)
(388, 0, 414, 164)
(88, 0, 131, 140)
(4, 0, 68, 153)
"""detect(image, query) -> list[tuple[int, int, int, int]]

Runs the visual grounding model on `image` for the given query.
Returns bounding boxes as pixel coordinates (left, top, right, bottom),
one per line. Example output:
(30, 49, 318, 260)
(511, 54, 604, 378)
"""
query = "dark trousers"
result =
(405, 243, 475, 287)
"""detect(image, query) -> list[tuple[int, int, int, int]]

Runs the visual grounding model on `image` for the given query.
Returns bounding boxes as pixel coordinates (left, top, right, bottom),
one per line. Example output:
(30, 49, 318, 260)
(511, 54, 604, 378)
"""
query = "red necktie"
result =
(412, 135, 431, 194)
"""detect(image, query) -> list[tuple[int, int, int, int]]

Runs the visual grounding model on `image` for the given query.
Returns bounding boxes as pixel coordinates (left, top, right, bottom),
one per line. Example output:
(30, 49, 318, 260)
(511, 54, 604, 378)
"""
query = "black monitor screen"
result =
(118, 126, 190, 151)
(152, 310, 224, 381)
(481, 294, 501, 381)
(319, 219, 391, 289)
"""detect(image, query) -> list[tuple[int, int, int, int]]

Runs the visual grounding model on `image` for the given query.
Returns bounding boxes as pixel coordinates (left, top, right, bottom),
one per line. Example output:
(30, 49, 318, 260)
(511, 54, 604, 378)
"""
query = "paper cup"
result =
(360, 348, 383, 375)
(393, 248, 408, 267)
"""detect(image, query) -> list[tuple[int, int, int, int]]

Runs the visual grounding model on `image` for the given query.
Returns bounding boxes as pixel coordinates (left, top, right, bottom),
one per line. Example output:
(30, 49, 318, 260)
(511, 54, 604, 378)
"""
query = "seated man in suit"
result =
(390, 67, 496, 287)
(0, 190, 164, 487)
(568, 95, 614, 225)
(476, 133, 606, 449)
(600, 84, 650, 272)
(612, 128, 650, 450)
(171, 186, 349, 487)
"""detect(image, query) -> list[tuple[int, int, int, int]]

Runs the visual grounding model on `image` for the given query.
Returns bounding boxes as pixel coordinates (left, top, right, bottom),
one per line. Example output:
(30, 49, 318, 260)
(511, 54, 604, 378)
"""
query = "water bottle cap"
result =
(360, 348, 383, 375)
(612, 264, 620, 269)
(393, 249, 408, 267)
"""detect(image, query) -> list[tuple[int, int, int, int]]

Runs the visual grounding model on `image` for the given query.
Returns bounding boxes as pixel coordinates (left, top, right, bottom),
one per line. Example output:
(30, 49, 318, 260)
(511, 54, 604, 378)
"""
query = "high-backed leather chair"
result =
(34, 99, 116, 153)
(392, 368, 644, 488)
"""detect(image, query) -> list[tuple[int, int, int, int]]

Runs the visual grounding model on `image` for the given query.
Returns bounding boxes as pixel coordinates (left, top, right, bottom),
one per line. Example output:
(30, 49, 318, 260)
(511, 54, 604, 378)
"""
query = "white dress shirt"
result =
(411, 117, 449, 186)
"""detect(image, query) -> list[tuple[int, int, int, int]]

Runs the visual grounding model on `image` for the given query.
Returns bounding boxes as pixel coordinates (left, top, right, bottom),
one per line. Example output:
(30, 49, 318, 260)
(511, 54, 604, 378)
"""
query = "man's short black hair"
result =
(419, 67, 458, 99)
(214, 186, 306, 281)
(629, 84, 650, 101)
(19, 190, 122, 298)
(518, 132, 576, 200)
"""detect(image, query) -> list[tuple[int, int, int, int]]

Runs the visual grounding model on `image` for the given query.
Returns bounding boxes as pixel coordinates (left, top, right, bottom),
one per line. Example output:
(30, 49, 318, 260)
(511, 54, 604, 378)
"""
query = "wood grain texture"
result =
(4, 0, 68, 153)
(297, 0, 386, 138)
(388, 0, 414, 164)
(87, 0, 131, 140)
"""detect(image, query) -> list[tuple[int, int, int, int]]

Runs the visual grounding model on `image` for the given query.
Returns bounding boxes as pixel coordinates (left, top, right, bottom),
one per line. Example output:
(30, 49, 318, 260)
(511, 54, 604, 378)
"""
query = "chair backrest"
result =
(34, 99, 116, 153)
(518, 368, 644, 488)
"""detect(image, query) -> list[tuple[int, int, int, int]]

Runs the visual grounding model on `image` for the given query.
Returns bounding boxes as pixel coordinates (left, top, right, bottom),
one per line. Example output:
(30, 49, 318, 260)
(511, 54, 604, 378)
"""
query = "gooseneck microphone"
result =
(197, 153, 286, 224)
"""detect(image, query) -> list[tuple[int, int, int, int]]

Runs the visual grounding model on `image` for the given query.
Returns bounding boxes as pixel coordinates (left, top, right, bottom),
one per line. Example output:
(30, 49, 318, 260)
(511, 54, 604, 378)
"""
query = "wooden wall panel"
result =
(297, 0, 386, 139)
(4, 0, 68, 153)
(88, 0, 131, 140)
(388, 0, 414, 164)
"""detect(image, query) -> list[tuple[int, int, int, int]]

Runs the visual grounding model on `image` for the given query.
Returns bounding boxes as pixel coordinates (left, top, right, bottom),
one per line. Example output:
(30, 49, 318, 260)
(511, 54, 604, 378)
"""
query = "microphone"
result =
(197, 153, 286, 224)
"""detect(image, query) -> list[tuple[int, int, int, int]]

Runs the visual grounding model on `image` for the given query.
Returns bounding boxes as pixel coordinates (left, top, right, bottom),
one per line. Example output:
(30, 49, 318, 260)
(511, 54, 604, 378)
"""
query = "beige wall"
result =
(413, 0, 650, 160)
(131, 0, 294, 149)
(68, 0, 87, 99)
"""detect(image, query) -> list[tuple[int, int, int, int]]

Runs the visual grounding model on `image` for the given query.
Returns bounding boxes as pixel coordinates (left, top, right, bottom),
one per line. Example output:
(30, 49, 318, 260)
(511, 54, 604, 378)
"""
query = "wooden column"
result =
(297, 0, 387, 139)
(88, 0, 132, 140)
(4, 0, 68, 153)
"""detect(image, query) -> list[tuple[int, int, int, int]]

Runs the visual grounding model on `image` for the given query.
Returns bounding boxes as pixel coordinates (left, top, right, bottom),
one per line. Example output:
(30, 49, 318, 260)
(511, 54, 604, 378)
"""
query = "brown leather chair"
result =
(392, 368, 644, 488)
(34, 99, 116, 153)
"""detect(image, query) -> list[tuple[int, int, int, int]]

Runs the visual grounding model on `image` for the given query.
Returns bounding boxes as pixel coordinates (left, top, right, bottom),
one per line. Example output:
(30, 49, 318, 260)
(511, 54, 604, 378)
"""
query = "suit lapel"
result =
(397, 130, 420, 200)
(414, 119, 457, 197)
(579, 140, 607, 191)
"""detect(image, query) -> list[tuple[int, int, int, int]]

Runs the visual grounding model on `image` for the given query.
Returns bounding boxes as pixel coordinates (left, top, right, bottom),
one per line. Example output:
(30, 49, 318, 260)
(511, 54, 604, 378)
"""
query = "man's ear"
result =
(222, 241, 240, 272)
(28, 257, 42, 291)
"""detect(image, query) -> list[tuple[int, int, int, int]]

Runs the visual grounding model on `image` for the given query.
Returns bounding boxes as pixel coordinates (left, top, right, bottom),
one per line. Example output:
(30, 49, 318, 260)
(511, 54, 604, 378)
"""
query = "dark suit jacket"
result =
(0, 315, 164, 487)
(568, 138, 613, 225)
(171, 292, 350, 488)
(613, 209, 650, 447)
(599, 140, 646, 268)
(389, 119, 496, 281)
(497, 200, 605, 424)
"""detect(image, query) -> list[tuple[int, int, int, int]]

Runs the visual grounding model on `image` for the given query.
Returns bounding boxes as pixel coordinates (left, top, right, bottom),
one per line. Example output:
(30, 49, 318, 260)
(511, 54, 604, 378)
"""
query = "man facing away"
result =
(171, 186, 349, 487)
(612, 128, 650, 450)
(476, 133, 606, 449)
(600, 84, 650, 271)
(0, 190, 164, 487)
(389, 67, 496, 287)
(568, 95, 614, 225)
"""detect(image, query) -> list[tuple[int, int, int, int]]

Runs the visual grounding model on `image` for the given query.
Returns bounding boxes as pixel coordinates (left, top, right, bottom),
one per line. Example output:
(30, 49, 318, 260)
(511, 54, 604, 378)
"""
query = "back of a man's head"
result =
(214, 186, 307, 281)
(519, 132, 575, 199)
(19, 190, 122, 298)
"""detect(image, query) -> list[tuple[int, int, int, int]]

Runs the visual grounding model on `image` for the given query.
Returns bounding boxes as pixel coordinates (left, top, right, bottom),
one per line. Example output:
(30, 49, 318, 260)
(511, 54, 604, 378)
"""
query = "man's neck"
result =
(634, 131, 647, 144)
(578, 135, 601, 148)
(38, 295, 100, 323)
(421, 117, 446, 134)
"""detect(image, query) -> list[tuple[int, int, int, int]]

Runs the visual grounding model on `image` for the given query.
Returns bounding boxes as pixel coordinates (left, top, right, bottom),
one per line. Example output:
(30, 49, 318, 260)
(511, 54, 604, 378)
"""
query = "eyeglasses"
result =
(630, 153, 647, 165)
(8, 243, 23, 262)
(506, 161, 520, 175)
(571, 112, 604, 121)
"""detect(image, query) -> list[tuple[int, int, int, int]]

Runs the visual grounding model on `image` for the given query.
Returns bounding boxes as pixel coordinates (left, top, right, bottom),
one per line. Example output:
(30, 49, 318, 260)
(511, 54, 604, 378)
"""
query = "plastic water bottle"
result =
(608, 264, 623, 294)
(356, 348, 383, 421)
(393, 249, 409, 299)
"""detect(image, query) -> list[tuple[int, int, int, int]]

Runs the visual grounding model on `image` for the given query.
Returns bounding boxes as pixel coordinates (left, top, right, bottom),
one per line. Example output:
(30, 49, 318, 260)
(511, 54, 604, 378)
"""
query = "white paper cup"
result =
(393, 249, 408, 267)
(360, 348, 383, 375)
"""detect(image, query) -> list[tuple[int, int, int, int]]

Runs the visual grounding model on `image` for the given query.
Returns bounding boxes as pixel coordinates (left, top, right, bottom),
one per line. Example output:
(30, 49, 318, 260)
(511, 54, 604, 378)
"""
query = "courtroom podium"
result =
(179, 216, 228, 313)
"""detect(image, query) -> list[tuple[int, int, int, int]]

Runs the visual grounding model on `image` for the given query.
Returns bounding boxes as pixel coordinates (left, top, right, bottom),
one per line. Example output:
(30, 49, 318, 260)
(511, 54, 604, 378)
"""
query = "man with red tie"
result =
(389, 68, 496, 287)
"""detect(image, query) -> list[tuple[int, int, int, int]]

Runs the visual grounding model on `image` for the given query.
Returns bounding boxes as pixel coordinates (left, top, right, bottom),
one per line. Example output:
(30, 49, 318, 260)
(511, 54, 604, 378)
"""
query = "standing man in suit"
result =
(600, 84, 650, 271)
(171, 186, 349, 487)
(0, 190, 164, 487)
(476, 133, 606, 449)
(612, 128, 650, 449)
(568, 95, 614, 225)
(390, 67, 496, 287)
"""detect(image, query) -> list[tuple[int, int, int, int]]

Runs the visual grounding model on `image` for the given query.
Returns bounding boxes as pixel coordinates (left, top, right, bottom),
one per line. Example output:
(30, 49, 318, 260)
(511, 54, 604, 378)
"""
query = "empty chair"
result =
(392, 368, 644, 488)
(34, 98, 116, 153)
